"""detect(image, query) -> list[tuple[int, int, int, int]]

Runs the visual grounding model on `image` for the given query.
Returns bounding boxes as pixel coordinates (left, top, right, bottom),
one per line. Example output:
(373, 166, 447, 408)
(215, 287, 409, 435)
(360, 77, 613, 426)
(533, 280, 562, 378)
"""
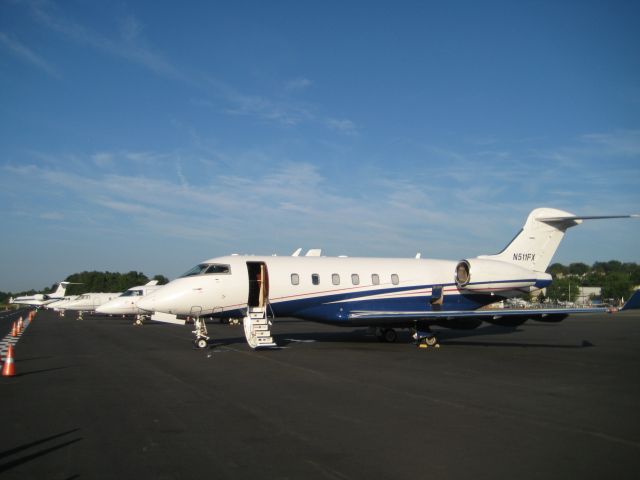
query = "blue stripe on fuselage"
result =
(269, 282, 521, 323)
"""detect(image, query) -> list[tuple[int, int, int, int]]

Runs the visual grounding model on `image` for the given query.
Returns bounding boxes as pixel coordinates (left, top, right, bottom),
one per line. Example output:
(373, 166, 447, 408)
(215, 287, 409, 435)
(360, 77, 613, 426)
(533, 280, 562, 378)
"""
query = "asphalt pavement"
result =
(1, 308, 639, 479)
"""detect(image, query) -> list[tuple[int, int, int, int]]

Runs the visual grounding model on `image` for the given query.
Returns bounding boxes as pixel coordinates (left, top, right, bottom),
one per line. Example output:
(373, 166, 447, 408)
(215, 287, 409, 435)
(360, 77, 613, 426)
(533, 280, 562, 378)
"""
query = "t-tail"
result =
(478, 208, 638, 273)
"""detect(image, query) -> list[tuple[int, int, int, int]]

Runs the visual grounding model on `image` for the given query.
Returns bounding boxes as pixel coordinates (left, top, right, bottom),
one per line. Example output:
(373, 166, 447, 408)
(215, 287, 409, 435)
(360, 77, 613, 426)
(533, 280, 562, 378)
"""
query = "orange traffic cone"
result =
(11, 322, 17, 337)
(2, 345, 16, 377)
(18, 317, 23, 331)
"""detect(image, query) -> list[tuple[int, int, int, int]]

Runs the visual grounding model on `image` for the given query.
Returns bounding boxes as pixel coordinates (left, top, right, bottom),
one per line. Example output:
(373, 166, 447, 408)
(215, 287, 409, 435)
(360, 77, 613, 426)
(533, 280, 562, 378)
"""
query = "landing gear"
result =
(133, 314, 149, 326)
(77, 311, 84, 321)
(192, 316, 210, 349)
(376, 328, 398, 343)
(413, 323, 440, 349)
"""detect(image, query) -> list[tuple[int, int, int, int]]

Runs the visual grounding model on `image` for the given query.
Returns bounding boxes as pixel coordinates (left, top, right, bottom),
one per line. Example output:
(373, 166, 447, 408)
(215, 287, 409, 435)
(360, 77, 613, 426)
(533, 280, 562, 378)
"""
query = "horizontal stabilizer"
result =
(538, 214, 639, 222)
(621, 290, 640, 311)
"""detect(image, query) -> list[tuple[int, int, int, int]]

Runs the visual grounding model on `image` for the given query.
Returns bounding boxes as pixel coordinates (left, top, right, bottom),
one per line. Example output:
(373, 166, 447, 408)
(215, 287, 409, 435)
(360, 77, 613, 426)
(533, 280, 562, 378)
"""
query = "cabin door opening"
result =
(247, 262, 269, 308)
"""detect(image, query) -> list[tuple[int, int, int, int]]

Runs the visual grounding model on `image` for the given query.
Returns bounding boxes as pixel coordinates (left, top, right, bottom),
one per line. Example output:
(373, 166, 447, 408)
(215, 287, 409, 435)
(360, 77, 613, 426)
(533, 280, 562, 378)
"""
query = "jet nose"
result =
(137, 295, 156, 312)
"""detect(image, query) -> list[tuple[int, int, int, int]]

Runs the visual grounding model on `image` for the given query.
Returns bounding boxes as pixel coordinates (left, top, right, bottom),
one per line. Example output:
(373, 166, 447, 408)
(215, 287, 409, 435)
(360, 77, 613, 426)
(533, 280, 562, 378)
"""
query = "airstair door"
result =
(244, 262, 276, 348)
(247, 261, 269, 308)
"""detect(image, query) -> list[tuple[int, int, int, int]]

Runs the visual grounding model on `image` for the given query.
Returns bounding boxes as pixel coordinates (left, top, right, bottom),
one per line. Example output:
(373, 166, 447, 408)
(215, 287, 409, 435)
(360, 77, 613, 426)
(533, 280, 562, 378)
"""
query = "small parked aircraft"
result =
(64, 292, 121, 319)
(95, 281, 162, 324)
(137, 208, 639, 349)
(10, 282, 74, 307)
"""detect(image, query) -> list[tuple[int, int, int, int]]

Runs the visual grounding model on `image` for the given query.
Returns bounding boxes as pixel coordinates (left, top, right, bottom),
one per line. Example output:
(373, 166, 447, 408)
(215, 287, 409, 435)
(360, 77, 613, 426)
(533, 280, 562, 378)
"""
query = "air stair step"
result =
(250, 318, 270, 325)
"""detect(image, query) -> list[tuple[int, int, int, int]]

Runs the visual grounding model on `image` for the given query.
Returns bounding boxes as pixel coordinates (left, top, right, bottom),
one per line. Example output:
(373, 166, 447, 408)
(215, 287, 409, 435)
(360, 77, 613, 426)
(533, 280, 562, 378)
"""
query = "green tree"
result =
(569, 262, 590, 276)
(152, 275, 170, 285)
(601, 272, 633, 304)
(546, 276, 579, 302)
(547, 263, 569, 277)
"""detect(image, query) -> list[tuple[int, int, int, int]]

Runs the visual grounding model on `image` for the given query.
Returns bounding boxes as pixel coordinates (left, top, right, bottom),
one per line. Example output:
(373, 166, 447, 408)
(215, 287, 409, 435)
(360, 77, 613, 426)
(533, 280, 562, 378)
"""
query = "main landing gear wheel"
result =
(425, 336, 438, 347)
(413, 324, 440, 348)
(195, 337, 208, 349)
(377, 328, 398, 343)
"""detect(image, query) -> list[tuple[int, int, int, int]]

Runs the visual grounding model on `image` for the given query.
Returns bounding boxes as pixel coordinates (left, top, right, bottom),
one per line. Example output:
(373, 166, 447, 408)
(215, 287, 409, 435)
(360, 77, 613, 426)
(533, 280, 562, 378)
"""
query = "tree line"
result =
(0, 271, 169, 304)
(545, 261, 639, 303)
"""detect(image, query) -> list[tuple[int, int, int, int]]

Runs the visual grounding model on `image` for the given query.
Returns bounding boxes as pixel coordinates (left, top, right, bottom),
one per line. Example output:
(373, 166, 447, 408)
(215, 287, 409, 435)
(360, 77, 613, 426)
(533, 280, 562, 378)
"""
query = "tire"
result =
(425, 336, 437, 346)
(383, 328, 398, 343)
(196, 338, 208, 349)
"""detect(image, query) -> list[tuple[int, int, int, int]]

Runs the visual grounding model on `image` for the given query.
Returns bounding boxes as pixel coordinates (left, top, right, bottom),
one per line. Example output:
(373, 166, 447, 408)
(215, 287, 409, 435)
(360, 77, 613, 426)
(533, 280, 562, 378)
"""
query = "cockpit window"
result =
(204, 264, 230, 274)
(121, 289, 143, 297)
(181, 264, 209, 277)
(180, 263, 230, 277)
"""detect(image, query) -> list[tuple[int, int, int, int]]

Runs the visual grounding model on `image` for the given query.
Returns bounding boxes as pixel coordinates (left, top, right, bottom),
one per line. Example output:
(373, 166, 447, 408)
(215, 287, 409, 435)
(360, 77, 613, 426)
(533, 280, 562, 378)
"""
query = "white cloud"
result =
(92, 152, 114, 168)
(40, 211, 64, 220)
(0, 31, 59, 78)
(285, 77, 312, 91)
(326, 118, 357, 135)
(3, 128, 638, 262)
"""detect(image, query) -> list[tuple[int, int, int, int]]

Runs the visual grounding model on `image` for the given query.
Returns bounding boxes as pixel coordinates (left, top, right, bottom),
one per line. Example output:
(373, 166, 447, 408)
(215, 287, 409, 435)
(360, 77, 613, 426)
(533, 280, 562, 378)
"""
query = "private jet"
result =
(137, 208, 640, 349)
(95, 281, 162, 324)
(10, 281, 74, 308)
(64, 292, 121, 319)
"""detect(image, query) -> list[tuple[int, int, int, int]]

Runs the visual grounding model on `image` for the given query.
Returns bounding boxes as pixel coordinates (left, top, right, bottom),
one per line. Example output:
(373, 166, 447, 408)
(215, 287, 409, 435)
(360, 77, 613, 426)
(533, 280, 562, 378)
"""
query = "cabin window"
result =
(312, 274, 320, 285)
(371, 274, 380, 285)
(391, 274, 399, 285)
(291, 273, 299, 285)
(332, 274, 340, 285)
(351, 274, 360, 285)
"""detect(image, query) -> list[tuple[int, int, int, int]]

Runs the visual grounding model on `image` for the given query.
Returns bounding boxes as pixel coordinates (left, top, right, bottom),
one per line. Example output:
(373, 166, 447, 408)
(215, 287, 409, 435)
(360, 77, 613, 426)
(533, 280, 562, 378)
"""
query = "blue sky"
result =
(1, 0, 639, 292)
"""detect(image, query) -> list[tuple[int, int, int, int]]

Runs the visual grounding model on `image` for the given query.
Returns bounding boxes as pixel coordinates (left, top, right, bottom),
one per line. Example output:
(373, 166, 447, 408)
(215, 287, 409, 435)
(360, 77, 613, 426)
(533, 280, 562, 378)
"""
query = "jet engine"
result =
(454, 258, 550, 294)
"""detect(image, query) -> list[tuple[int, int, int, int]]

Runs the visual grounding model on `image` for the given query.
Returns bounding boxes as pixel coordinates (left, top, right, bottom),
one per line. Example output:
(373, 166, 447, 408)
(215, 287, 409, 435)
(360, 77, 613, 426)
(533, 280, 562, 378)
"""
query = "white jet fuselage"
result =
(95, 284, 162, 315)
(64, 292, 121, 312)
(139, 255, 550, 324)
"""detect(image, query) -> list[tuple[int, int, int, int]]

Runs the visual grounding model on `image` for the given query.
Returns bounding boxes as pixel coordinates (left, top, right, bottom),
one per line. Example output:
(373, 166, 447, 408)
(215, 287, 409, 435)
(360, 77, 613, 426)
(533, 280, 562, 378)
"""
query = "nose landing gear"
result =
(192, 317, 210, 349)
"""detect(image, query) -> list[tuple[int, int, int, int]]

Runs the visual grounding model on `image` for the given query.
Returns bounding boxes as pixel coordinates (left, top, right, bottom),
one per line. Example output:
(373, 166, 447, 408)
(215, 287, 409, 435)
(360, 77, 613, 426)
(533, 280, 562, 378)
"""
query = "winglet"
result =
(621, 290, 640, 311)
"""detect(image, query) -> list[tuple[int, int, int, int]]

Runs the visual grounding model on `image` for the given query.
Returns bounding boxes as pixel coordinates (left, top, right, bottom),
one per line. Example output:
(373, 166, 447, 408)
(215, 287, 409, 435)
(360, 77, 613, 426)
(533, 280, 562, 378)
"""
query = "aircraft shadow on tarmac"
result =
(0, 429, 82, 474)
(208, 324, 594, 349)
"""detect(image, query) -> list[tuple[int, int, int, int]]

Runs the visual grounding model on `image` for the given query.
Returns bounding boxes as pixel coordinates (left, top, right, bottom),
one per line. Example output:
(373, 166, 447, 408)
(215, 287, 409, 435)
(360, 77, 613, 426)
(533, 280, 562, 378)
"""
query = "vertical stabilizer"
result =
(478, 208, 580, 273)
(52, 281, 71, 297)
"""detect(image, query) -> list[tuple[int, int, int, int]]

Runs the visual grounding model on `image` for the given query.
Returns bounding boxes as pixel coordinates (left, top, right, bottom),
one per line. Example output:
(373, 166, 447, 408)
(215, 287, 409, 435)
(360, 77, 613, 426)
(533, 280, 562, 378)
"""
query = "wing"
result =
(347, 306, 611, 323)
(349, 290, 640, 323)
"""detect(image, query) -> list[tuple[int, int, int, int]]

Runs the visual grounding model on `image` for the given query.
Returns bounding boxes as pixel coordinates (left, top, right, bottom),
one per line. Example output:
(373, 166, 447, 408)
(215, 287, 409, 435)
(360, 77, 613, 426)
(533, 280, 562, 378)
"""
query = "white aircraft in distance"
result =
(10, 281, 76, 307)
(64, 292, 121, 319)
(137, 208, 640, 349)
(95, 281, 163, 324)
(47, 295, 81, 316)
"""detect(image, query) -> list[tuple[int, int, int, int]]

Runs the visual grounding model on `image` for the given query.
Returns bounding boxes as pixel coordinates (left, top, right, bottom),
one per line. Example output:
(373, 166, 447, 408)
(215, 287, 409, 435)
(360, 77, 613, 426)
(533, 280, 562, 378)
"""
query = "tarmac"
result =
(1, 308, 640, 479)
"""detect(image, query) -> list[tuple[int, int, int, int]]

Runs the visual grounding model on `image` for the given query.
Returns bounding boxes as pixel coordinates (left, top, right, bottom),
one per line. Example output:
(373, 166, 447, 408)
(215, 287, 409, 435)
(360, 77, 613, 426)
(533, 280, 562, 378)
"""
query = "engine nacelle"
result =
(454, 258, 550, 294)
